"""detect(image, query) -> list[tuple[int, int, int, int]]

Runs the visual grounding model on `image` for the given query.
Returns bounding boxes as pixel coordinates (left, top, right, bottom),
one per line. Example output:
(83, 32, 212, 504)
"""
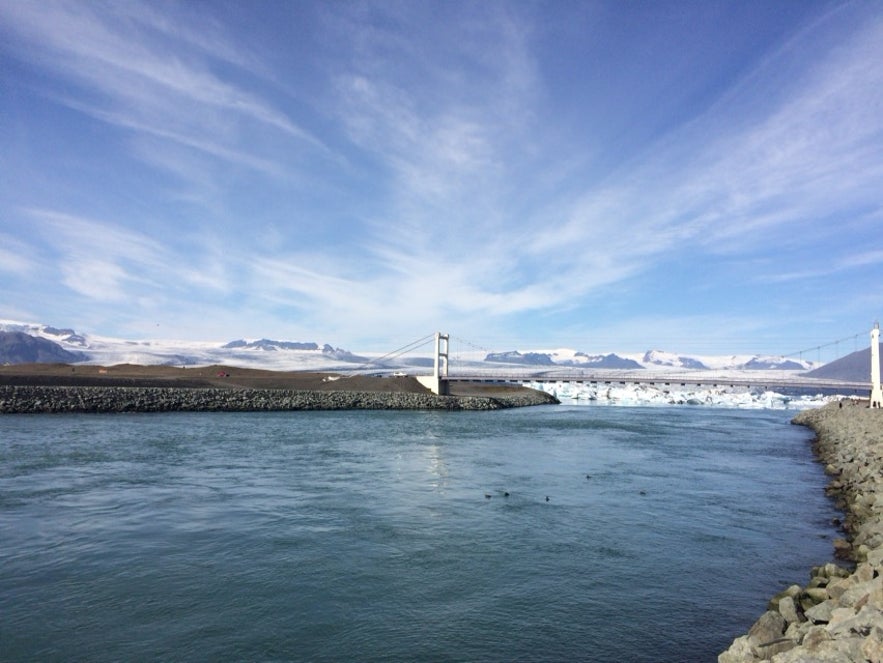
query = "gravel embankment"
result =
(0, 384, 558, 413)
(719, 401, 883, 662)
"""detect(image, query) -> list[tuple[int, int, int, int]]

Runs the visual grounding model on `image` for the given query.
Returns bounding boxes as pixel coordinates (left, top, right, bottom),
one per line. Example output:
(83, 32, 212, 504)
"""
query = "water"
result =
(0, 406, 840, 662)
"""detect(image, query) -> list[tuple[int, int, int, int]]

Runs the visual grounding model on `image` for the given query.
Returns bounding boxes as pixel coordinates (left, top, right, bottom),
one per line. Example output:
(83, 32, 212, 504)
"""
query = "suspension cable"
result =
(783, 332, 864, 361)
(345, 333, 437, 375)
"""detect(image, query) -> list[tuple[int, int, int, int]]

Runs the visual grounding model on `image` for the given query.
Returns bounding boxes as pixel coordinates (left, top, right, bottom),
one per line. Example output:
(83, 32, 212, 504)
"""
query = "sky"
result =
(1, 0, 882, 358)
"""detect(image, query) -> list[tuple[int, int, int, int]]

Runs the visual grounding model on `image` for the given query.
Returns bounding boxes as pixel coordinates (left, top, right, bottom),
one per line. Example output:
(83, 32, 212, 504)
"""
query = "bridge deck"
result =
(448, 373, 869, 392)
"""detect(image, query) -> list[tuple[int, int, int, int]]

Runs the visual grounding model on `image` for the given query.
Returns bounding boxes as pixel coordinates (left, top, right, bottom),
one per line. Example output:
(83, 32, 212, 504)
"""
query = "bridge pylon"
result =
(871, 322, 882, 408)
(417, 332, 449, 395)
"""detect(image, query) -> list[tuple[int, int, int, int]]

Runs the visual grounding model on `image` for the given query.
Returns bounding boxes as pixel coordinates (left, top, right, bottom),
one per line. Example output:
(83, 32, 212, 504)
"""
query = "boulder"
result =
(717, 635, 756, 663)
(862, 627, 883, 662)
(804, 599, 835, 624)
(837, 576, 882, 609)
(801, 625, 832, 650)
(769, 585, 802, 611)
(748, 611, 786, 656)
(777, 595, 800, 624)
(826, 604, 883, 639)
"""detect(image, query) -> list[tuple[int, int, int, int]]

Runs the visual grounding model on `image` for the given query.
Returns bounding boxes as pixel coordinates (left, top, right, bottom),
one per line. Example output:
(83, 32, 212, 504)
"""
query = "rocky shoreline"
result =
(0, 384, 558, 413)
(719, 401, 883, 662)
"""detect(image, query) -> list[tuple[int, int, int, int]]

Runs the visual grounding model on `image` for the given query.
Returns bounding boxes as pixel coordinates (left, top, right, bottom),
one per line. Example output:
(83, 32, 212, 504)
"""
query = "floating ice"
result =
(524, 380, 846, 410)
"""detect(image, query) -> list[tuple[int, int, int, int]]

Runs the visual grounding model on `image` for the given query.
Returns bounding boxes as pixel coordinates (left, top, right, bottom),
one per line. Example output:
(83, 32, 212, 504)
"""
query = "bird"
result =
(485, 493, 492, 499)
(545, 496, 550, 502)
(503, 491, 510, 497)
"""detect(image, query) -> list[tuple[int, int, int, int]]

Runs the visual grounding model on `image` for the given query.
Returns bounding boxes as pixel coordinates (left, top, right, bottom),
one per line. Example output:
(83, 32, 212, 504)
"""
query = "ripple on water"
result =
(0, 408, 840, 662)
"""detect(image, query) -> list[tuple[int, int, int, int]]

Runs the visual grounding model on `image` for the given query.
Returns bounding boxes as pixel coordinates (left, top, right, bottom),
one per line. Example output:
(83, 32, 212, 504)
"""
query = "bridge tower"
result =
(417, 332, 449, 395)
(871, 322, 882, 408)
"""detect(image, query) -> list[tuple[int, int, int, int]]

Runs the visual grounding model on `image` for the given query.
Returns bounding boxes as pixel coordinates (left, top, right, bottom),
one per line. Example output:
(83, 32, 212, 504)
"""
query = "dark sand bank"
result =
(0, 363, 558, 412)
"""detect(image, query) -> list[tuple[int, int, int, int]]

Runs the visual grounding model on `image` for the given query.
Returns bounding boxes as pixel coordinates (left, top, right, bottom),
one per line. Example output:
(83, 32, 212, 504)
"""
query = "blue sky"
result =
(1, 0, 881, 357)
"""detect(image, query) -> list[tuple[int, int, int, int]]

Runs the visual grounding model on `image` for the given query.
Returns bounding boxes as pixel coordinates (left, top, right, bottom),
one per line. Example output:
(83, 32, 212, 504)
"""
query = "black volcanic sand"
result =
(0, 363, 425, 391)
(0, 363, 557, 412)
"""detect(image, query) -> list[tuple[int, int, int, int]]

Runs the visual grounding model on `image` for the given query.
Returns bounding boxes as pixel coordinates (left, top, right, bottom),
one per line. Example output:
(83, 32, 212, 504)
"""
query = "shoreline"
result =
(0, 384, 558, 413)
(719, 401, 883, 662)
(0, 363, 559, 412)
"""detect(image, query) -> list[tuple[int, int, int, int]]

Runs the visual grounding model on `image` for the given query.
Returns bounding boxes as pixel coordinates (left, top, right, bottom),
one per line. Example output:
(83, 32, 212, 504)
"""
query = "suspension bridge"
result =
(347, 328, 881, 398)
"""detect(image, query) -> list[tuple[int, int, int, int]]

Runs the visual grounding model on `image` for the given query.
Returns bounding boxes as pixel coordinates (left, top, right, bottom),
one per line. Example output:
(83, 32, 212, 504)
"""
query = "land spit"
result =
(0, 364, 558, 412)
(719, 401, 883, 662)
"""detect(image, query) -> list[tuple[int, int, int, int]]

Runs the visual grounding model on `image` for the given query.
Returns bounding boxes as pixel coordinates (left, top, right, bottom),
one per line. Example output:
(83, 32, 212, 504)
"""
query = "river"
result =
(0, 406, 840, 661)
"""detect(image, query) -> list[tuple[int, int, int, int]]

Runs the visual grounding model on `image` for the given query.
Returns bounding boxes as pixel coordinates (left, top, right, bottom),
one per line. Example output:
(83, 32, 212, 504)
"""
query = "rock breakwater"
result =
(719, 401, 883, 662)
(0, 385, 558, 413)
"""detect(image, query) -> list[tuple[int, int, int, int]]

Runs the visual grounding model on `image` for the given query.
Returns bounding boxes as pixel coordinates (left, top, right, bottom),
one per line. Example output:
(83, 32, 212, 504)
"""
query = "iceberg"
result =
(524, 380, 846, 410)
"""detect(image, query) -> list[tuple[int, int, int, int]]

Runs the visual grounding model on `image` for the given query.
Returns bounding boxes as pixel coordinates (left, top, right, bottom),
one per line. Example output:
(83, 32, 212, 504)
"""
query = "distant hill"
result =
(485, 351, 556, 366)
(741, 357, 807, 370)
(0, 331, 86, 364)
(643, 350, 709, 370)
(804, 344, 883, 382)
(223, 338, 320, 351)
(484, 350, 642, 369)
(566, 353, 643, 369)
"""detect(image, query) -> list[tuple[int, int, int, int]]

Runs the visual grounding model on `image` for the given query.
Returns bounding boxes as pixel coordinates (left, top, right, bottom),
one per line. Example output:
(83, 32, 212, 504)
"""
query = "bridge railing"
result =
(448, 371, 869, 392)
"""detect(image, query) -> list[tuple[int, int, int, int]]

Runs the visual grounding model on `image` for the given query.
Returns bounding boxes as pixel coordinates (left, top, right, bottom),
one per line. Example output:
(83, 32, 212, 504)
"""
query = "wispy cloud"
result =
(768, 248, 883, 283)
(520, 9, 883, 288)
(1, 2, 880, 350)
(0, 1, 328, 182)
(0, 234, 38, 276)
(27, 209, 167, 301)
(248, 2, 883, 341)
(25, 208, 234, 304)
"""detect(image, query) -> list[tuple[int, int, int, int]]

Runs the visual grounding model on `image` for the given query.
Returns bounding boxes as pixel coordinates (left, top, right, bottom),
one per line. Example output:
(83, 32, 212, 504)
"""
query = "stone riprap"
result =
(719, 401, 883, 662)
(0, 384, 558, 413)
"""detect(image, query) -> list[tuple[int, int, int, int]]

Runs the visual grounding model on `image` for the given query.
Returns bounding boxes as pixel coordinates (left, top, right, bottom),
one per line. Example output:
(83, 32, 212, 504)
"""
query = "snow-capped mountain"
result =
(485, 346, 813, 372)
(485, 349, 642, 369)
(0, 330, 87, 364)
(484, 350, 556, 366)
(0, 320, 368, 371)
(0, 319, 819, 374)
(642, 349, 709, 369)
(640, 349, 814, 371)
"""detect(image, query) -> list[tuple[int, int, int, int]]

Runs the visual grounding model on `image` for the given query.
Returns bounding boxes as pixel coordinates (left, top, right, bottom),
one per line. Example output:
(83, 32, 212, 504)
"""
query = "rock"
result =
(802, 625, 833, 650)
(805, 599, 835, 624)
(825, 578, 852, 601)
(754, 637, 796, 658)
(862, 627, 883, 661)
(717, 635, 756, 663)
(0, 384, 559, 413)
(748, 611, 786, 655)
(800, 587, 830, 612)
(771, 638, 862, 662)
(838, 576, 882, 609)
(777, 595, 801, 624)
(832, 538, 852, 560)
(769, 585, 803, 611)
(827, 604, 883, 639)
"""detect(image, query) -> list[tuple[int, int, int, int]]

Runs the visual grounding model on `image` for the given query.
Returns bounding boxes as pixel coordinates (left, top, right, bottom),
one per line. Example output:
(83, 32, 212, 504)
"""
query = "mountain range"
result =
(0, 330, 87, 364)
(0, 319, 841, 376)
(482, 347, 813, 372)
(804, 345, 883, 382)
(0, 321, 366, 371)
